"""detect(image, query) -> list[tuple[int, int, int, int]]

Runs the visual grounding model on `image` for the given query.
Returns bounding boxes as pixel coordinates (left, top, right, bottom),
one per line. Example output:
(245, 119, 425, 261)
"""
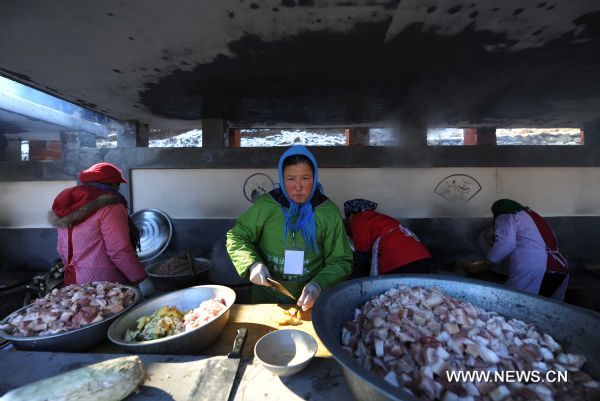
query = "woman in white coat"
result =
(486, 199, 568, 300)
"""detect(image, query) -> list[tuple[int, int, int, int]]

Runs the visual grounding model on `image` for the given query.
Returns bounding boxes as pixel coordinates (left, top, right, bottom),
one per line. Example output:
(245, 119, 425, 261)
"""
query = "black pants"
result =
(351, 253, 439, 278)
(387, 258, 439, 274)
(538, 272, 568, 298)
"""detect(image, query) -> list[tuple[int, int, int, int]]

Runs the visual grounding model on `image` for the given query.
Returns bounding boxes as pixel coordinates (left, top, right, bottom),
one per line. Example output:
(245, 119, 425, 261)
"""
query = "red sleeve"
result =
(99, 204, 147, 283)
(349, 212, 374, 253)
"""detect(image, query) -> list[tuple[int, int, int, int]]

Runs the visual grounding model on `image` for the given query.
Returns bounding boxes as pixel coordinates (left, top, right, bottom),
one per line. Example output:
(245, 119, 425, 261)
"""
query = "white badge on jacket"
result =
(283, 250, 304, 275)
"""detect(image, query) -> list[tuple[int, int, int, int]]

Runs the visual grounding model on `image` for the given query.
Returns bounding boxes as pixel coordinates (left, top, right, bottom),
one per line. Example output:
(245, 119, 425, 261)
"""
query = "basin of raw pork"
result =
(342, 286, 599, 401)
(0, 282, 137, 337)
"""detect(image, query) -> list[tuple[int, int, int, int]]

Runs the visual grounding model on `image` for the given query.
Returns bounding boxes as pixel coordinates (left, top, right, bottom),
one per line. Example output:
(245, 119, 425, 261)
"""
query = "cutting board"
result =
(203, 304, 331, 358)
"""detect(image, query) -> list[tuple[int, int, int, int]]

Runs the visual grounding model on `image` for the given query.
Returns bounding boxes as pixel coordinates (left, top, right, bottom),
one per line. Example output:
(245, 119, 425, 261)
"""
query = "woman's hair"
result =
(282, 154, 314, 175)
(492, 199, 527, 219)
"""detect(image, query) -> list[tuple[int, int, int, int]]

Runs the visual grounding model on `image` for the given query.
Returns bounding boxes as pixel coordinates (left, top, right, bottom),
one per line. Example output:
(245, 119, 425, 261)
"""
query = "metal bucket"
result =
(312, 275, 600, 401)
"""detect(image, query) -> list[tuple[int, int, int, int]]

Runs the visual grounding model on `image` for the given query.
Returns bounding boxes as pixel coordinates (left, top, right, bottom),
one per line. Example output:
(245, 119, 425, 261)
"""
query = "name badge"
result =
(283, 250, 304, 275)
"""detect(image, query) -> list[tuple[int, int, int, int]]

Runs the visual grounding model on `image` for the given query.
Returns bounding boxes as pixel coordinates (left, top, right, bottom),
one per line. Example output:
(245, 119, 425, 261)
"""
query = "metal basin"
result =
(146, 257, 212, 291)
(312, 275, 600, 401)
(0, 285, 141, 352)
(108, 285, 235, 354)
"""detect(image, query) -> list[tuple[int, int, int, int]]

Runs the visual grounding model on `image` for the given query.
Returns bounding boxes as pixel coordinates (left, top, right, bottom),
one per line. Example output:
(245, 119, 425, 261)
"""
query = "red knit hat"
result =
(79, 162, 128, 184)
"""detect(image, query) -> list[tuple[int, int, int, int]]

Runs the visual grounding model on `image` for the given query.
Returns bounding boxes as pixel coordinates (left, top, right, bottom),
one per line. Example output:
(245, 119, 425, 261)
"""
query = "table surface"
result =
(1, 304, 354, 401)
(92, 303, 331, 358)
(204, 303, 331, 358)
(0, 351, 354, 401)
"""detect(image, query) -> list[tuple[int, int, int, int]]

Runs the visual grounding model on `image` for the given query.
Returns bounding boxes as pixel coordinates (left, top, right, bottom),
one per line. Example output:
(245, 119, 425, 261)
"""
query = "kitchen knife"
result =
(266, 277, 297, 301)
(186, 328, 247, 401)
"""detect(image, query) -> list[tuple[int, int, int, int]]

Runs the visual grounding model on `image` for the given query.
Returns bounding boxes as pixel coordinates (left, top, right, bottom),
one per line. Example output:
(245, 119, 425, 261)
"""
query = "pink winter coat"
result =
(50, 186, 146, 285)
(56, 204, 146, 284)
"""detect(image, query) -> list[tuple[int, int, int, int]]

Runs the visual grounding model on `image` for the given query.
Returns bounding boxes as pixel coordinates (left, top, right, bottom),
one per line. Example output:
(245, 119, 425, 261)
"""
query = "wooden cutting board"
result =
(202, 304, 331, 358)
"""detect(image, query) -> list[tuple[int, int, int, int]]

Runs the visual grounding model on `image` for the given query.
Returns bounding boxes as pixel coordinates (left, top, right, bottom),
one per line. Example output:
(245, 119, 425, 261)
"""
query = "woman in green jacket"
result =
(226, 145, 353, 310)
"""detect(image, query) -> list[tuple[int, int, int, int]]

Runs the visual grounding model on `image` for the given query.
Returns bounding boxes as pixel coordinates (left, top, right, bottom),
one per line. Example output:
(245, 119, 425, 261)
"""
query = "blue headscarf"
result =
(278, 145, 320, 253)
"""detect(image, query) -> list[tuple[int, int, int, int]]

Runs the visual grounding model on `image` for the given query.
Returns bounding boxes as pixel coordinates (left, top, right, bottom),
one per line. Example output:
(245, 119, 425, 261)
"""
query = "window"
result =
(427, 128, 582, 146)
(96, 134, 117, 148)
(369, 128, 397, 146)
(0, 75, 119, 158)
(427, 128, 464, 146)
(21, 140, 29, 161)
(149, 128, 202, 147)
(240, 128, 346, 147)
(496, 128, 581, 145)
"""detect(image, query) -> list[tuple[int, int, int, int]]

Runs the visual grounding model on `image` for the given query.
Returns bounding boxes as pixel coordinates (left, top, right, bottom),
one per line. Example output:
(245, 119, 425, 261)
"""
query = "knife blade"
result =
(266, 277, 297, 301)
(186, 328, 247, 401)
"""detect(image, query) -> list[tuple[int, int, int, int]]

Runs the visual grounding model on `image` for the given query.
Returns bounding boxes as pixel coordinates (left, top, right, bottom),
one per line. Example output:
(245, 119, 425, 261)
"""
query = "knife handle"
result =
(228, 328, 247, 359)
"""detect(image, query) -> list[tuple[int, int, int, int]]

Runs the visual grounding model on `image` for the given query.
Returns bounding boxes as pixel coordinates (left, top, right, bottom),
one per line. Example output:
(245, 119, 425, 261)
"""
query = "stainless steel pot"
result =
(312, 275, 600, 401)
(108, 285, 235, 354)
(0, 284, 141, 352)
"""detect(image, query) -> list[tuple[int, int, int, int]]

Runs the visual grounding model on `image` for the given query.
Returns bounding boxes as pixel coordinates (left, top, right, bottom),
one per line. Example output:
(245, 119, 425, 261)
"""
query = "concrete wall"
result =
(4, 167, 600, 228)
(3, 166, 598, 277)
(133, 167, 600, 220)
(0, 181, 75, 228)
(3, 217, 599, 278)
(2, 142, 600, 282)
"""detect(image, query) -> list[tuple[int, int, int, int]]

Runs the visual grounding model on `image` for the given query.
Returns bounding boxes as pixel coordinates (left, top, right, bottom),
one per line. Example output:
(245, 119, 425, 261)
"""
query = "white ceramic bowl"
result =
(254, 329, 318, 377)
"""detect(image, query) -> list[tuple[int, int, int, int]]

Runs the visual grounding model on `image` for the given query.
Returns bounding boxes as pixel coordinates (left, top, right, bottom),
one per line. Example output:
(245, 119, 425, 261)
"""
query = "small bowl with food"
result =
(254, 329, 318, 377)
(145, 254, 212, 291)
(108, 285, 235, 354)
(0, 282, 140, 352)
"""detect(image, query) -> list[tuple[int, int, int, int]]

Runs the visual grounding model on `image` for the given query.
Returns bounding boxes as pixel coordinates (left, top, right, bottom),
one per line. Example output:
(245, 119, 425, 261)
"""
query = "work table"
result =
(0, 304, 356, 401)
(91, 303, 331, 357)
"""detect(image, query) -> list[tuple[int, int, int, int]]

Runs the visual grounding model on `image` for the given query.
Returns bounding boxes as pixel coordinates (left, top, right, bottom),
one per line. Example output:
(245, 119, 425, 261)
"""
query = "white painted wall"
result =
(132, 169, 279, 219)
(132, 167, 600, 219)
(3, 167, 599, 228)
(0, 181, 75, 228)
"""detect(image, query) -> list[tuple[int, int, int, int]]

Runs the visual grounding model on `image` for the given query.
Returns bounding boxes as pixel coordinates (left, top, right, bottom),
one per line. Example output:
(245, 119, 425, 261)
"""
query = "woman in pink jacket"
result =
(49, 163, 152, 294)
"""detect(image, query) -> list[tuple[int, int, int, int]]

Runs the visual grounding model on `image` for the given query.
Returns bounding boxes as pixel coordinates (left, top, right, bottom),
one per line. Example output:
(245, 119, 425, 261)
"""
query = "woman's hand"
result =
(297, 282, 321, 311)
(249, 262, 271, 286)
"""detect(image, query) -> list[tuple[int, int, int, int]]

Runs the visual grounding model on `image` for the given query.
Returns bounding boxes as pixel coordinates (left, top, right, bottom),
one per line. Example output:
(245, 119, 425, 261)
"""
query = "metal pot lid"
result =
(131, 209, 173, 262)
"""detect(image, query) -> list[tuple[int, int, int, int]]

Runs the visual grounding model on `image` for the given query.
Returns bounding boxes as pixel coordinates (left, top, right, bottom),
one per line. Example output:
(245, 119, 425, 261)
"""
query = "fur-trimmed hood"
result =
(48, 186, 123, 228)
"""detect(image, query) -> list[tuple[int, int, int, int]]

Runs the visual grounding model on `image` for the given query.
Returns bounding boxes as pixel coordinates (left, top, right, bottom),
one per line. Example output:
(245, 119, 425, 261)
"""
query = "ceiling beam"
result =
(0, 91, 111, 138)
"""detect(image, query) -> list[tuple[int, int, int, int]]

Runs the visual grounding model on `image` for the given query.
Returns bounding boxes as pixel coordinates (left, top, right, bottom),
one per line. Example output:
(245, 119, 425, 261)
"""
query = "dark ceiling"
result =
(0, 0, 599, 131)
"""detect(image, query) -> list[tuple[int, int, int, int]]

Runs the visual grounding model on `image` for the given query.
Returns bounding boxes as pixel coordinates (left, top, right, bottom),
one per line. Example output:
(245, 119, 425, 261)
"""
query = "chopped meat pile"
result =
(342, 286, 599, 401)
(183, 297, 227, 331)
(0, 282, 136, 337)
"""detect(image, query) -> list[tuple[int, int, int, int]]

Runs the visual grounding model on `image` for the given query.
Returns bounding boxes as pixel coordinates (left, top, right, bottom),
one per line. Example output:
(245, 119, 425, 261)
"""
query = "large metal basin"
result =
(0, 285, 141, 352)
(108, 285, 235, 354)
(312, 275, 600, 401)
